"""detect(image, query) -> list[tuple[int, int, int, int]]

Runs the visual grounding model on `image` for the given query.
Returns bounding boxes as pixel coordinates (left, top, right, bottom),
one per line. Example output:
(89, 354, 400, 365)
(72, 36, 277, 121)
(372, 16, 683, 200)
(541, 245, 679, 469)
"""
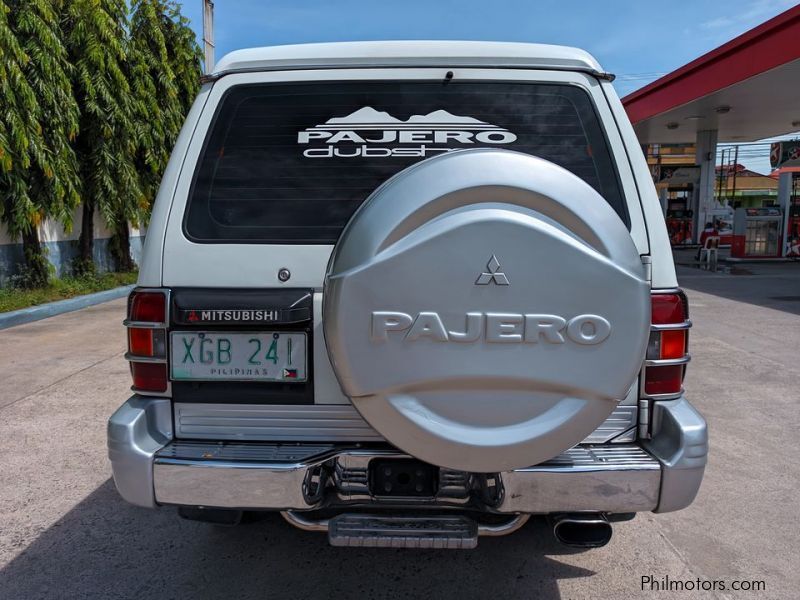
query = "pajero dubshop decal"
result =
(297, 106, 517, 158)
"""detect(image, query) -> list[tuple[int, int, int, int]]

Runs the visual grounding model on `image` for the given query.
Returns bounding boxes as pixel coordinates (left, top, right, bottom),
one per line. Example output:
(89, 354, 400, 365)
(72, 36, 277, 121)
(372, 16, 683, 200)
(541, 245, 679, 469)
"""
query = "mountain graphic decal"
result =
(296, 105, 518, 155)
(405, 109, 486, 124)
(316, 106, 501, 130)
(325, 107, 403, 124)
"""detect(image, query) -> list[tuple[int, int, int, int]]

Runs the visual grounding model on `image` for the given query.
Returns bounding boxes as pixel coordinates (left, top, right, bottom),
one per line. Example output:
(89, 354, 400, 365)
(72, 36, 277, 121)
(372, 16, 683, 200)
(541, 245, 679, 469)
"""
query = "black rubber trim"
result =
(171, 288, 312, 326)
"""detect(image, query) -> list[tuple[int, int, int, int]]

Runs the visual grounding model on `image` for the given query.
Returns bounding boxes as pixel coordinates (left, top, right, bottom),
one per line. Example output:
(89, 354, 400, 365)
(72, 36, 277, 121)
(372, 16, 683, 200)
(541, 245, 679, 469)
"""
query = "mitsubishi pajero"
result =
(108, 41, 707, 549)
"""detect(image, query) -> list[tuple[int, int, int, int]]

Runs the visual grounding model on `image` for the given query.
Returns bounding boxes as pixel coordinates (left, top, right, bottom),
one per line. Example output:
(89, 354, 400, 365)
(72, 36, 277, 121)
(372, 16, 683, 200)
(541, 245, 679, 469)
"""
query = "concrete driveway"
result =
(1, 264, 798, 599)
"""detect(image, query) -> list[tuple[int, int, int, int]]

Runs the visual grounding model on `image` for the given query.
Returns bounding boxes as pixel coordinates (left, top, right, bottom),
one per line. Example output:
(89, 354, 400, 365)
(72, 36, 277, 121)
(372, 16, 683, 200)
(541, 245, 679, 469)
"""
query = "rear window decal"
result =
(298, 107, 517, 158)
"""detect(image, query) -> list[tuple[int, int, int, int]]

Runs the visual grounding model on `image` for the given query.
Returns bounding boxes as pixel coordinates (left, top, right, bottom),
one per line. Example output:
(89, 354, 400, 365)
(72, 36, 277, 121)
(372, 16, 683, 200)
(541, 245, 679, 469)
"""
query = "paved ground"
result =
(1, 262, 799, 599)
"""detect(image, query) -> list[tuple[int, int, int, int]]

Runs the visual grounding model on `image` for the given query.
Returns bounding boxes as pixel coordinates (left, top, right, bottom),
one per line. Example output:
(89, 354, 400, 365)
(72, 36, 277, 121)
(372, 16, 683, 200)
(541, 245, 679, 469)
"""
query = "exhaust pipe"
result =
(550, 513, 612, 548)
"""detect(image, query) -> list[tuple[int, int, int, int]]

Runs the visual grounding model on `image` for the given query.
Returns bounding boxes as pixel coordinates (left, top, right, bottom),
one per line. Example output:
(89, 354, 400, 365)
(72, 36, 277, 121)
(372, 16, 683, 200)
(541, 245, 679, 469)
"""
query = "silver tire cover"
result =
(324, 149, 650, 472)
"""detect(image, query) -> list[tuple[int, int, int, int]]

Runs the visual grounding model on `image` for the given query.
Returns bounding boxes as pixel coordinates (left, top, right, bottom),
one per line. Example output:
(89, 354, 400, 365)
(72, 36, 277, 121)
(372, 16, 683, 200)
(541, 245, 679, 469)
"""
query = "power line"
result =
(615, 72, 669, 80)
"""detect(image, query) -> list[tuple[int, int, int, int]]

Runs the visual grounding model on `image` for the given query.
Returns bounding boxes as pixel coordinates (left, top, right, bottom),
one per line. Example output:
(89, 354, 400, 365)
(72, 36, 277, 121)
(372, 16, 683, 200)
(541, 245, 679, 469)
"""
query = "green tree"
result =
(129, 1, 180, 203)
(0, 0, 36, 222)
(163, 1, 202, 115)
(63, 0, 139, 274)
(126, 0, 200, 266)
(1, 0, 80, 287)
(0, 0, 31, 174)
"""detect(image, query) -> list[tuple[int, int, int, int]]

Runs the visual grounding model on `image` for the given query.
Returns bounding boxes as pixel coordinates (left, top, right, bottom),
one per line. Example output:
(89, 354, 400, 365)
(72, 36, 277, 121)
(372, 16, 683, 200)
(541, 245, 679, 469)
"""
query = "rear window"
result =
(185, 81, 627, 243)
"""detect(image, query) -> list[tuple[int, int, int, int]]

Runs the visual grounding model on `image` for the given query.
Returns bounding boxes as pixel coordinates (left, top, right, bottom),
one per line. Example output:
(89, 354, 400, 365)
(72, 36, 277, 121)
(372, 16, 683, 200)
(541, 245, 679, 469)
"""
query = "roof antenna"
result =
(443, 70, 454, 84)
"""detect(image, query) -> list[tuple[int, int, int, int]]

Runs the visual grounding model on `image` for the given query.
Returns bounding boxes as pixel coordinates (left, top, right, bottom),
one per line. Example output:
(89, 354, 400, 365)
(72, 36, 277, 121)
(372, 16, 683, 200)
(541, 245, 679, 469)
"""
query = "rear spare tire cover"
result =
(324, 149, 649, 472)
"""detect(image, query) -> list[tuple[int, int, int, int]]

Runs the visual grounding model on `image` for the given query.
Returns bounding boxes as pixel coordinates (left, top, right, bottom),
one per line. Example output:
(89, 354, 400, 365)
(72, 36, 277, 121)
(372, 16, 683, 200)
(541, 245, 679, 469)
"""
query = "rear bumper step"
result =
(108, 396, 707, 515)
(328, 514, 478, 549)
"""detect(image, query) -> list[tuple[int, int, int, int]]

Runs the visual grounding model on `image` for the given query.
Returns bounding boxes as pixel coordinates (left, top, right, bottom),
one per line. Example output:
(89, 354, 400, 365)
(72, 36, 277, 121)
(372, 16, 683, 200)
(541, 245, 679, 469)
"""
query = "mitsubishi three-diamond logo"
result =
(475, 255, 509, 286)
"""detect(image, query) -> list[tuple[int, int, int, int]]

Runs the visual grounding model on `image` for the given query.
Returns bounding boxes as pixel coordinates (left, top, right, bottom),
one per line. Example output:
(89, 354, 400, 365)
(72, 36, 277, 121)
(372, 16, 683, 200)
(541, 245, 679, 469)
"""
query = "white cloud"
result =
(701, 0, 795, 30)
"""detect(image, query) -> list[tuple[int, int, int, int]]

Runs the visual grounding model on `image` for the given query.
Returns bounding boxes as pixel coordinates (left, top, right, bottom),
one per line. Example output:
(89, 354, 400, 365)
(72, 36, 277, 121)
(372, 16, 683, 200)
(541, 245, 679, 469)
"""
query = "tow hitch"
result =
(369, 459, 438, 497)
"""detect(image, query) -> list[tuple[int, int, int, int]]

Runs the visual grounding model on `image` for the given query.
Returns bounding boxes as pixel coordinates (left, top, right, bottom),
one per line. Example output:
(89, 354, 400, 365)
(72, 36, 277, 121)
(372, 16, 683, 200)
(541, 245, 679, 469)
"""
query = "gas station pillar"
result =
(694, 129, 718, 243)
(778, 171, 792, 256)
(658, 187, 668, 217)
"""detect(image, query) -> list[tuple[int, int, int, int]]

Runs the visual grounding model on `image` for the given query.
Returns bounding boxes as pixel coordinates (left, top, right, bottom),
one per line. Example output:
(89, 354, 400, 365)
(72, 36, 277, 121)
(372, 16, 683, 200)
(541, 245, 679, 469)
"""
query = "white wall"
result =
(1, 203, 145, 244)
(0, 202, 147, 283)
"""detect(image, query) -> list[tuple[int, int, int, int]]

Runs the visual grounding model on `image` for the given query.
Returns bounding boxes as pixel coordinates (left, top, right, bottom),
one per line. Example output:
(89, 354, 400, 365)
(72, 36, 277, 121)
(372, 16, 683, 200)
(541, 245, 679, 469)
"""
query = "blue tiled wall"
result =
(0, 236, 145, 286)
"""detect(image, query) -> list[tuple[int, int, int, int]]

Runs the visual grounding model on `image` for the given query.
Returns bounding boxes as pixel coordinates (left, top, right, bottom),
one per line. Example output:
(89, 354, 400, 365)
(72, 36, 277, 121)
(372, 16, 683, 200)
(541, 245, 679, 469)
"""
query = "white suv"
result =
(108, 41, 707, 549)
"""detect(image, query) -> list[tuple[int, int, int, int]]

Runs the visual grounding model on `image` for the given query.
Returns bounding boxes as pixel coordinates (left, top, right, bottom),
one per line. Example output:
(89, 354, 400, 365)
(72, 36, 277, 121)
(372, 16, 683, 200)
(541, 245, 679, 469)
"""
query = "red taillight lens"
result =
(131, 362, 168, 393)
(645, 291, 690, 396)
(129, 292, 166, 323)
(651, 293, 686, 325)
(660, 329, 686, 359)
(129, 328, 154, 356)
(126, 289, 168, 394)
(644, 365, 684, 395)
(128, 328, 166, 358)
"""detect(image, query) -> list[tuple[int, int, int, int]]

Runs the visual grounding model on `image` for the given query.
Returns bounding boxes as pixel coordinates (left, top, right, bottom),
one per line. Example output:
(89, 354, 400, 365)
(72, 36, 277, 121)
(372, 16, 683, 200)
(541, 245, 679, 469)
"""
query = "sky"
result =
(180, 0, 799, 173)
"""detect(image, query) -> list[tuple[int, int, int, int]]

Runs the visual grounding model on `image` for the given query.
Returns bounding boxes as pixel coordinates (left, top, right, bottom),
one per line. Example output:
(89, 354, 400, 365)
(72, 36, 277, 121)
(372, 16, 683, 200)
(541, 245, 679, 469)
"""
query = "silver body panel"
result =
(581, 405, 637, 444)
(172, 402, 637, 444)
(173, 402, 384, 442)
(107, 397, 172, 509)
(210, 41, 607, 79)
(108, 395, 705, 514)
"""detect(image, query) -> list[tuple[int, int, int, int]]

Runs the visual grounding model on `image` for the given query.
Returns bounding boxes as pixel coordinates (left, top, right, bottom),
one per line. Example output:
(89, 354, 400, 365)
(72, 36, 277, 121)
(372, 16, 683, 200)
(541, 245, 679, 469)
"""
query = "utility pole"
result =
(731, 145, 739, 206)
(202, 0, 215, 74)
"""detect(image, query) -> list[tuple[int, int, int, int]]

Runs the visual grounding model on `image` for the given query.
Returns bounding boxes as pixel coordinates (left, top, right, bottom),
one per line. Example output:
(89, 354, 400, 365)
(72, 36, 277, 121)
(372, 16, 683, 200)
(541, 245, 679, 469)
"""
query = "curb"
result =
(0, 284, 134, 331)
(723, 257, 797, 263)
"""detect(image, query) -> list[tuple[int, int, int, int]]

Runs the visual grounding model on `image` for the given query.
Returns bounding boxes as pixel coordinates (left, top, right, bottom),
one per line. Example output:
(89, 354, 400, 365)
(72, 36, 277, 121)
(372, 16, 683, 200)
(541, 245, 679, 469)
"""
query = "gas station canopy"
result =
(623, 5, 800, 145)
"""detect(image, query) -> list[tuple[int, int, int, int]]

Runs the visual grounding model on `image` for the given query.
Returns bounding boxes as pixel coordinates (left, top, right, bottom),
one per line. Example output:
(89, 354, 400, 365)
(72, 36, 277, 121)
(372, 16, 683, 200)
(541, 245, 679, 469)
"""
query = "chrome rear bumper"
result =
(108, 395, 707, 515)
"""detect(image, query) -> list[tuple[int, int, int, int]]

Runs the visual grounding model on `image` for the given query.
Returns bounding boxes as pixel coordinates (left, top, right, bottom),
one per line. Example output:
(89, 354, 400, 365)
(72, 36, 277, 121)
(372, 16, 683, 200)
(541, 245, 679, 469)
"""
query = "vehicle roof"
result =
(210, 41, 608, 79)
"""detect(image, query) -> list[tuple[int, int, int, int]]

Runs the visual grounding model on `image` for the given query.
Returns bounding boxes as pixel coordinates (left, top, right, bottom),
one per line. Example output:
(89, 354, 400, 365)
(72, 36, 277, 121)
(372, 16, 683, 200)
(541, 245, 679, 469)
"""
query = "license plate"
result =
(170, 331, 307, 382)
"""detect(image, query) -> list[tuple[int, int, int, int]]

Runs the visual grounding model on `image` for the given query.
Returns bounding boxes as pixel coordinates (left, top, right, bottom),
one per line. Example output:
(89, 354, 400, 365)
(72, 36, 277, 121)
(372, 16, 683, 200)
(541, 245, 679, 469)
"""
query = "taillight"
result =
(125, 289, 169, 394)
(130, 362, 168, 392)
(644, 290, 690, 396)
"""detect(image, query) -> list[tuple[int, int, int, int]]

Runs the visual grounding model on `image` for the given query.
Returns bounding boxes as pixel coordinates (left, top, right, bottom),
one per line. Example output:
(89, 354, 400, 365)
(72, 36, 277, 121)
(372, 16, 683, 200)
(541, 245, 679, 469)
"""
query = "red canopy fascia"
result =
(623, 5, 800, 124)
